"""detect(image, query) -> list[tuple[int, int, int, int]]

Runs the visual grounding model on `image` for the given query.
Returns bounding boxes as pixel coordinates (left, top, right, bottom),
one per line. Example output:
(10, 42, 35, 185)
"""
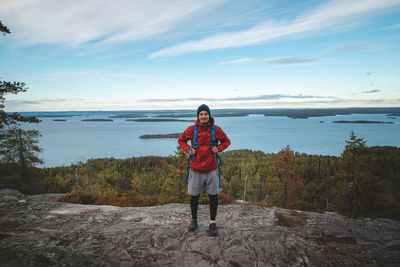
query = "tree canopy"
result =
(0, 21, 43, 181)
(0, 20, 11, 35)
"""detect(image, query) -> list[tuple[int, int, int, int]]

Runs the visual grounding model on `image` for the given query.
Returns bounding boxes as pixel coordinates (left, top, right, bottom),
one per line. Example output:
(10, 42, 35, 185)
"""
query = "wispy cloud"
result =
(4, 97, 131, 111)
(18, 70, 131, 82)
(362, 98, 400, 104)
(328, 45, 385, 52)
(262, 57, 322, 64)
(362, 89, 381, 94)
(386, 23, 400, 29)
(6, 98, 68, 106)
(230, 98, 400, 107)
(139, 96, 400, 109)
(2, 0, 399, 58)
(140, 94, 335, 102)
(219, 58, 253, 64)
(366, 72, 375, 75)
(0, 0, 223, 47)
(150, 0, 400, 58)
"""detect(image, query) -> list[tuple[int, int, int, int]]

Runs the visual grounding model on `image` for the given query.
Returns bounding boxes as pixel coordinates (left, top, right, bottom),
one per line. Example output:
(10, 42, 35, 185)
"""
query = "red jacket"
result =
(178, 117, 231, 172)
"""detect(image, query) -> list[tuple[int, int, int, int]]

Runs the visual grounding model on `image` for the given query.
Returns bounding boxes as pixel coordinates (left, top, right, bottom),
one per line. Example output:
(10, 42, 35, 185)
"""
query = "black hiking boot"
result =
(208, 223, 218, 236)
(188, 219, 198, 231)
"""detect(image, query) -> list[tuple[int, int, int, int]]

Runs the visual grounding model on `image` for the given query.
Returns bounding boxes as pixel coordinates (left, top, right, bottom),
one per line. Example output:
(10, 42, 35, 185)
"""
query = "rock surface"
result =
(1, 189, 399, 266)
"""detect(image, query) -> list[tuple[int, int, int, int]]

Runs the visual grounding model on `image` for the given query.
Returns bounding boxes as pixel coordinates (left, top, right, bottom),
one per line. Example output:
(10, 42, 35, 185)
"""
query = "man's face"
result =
(198, 111, 210, 124)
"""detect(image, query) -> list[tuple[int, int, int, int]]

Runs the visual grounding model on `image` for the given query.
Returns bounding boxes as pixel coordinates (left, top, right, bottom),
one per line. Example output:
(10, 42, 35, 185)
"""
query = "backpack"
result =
(185, 124, 223, 188)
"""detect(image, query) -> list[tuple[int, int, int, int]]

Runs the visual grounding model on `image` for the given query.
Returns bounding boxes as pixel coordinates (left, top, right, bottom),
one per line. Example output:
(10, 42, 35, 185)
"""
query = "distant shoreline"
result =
(139, 133, 181, 139)
(16, 107, 400, 120)
(37, 115, 75, 117)
(82, 119, 113, 122)
(129, 119, 193, 122)
(332, 120, 394, 124)
(109, 115, 146, 118)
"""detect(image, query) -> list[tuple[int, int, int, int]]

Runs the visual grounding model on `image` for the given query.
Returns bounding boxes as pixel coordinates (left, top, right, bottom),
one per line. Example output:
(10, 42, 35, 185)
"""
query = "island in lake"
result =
(139, 133, 181, 139)
(258, 107, 400, 119)
(129, 119, 193, 122)
(332, 120, 394, 124)
(53, 119, 66, 122)
(82, 119, 113, 122)
(109, 114, 146, 118)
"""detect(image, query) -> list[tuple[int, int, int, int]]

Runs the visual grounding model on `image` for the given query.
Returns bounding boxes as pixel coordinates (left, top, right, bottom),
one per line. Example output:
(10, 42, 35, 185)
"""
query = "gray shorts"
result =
(188, 169, 221, 196)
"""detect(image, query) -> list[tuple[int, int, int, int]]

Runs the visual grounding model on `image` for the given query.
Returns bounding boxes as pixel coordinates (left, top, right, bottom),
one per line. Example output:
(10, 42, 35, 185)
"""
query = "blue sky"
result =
(1, 0, 400, 111)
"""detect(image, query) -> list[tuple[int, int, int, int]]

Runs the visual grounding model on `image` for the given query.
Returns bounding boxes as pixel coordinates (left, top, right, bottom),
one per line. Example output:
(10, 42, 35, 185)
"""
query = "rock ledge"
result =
(1, 189, 399, 266)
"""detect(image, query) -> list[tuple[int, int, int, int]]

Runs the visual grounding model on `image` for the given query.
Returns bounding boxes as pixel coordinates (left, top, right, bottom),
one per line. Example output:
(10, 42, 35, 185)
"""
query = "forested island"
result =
(139, 133, 181, 139)
(81, 119, 113, 122)
(109, 115, 146, 118)
(260, 107, 400, 119)
(53, 119, 66, 122)
(129, 119, 193, 122)
(333, 120, 394, 124)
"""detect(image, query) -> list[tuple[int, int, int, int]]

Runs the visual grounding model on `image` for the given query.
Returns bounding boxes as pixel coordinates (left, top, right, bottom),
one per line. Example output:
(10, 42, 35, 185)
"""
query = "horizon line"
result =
(11, 106, 400, 113)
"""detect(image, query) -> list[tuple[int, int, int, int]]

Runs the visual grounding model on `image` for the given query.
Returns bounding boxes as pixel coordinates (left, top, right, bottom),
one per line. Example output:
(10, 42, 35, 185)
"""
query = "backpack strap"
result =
(185, 156, 191, 184)
(191, 125, 199, 160)
(186, 124, 198, 184)
(210, 124, 216, 146)
(211, 124, 222, 187)
(217, 154, 223, 189)
(210, 124, 218, 161)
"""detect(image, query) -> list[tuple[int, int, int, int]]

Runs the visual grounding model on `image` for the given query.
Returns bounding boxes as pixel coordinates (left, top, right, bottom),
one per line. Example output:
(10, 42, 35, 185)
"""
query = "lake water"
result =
(19, 111, 400, 167)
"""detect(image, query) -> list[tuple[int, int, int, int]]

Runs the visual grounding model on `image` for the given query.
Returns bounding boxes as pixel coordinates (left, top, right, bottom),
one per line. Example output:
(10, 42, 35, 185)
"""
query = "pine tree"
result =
(0, 22, 43, 182)
(0, 127, 43, 180)
(162, 146, 189, 203)
(336, 131, 378, 218)
(273, 145, 303, 209)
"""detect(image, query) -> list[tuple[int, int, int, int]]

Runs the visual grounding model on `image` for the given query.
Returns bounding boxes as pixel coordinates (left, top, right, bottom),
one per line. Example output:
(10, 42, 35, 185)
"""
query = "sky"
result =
(1, 0, 400, 111)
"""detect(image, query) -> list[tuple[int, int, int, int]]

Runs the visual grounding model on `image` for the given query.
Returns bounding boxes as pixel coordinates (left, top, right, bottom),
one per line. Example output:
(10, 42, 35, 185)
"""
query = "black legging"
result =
(209, 194, 218, 221)
(190, 194, 218, 221)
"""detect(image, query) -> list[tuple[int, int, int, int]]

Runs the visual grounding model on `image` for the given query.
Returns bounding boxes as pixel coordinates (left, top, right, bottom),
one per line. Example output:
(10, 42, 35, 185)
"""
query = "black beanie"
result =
(197, 104, 211, 118)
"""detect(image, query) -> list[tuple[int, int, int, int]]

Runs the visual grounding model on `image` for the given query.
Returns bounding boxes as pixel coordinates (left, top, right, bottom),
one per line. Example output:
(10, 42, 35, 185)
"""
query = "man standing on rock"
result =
(178, 104, 231, 236)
